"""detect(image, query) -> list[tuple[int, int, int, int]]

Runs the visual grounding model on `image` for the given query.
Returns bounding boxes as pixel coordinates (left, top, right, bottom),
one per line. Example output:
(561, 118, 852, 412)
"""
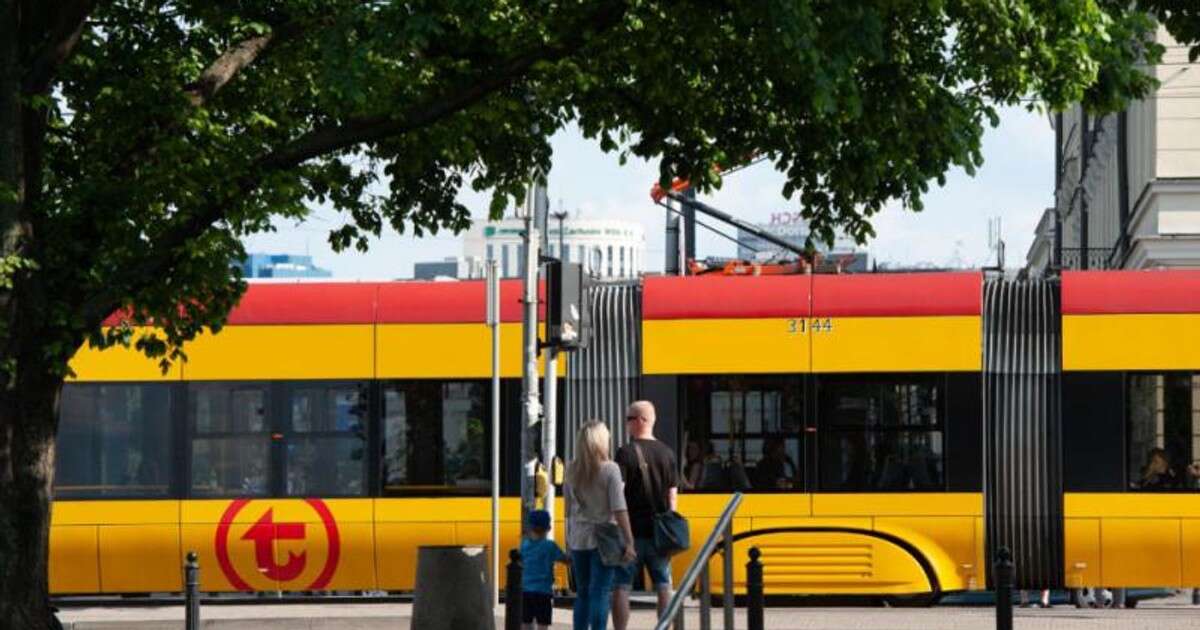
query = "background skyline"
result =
(243, 105, 1054, 279)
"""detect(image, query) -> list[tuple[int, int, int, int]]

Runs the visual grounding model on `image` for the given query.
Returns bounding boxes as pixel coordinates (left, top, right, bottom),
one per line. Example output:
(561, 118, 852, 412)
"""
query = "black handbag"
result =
(633, 443, 691, 556)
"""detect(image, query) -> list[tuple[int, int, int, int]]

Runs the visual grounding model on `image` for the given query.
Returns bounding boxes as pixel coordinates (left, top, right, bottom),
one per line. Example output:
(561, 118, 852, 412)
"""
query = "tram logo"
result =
(215, 498, 341, 591)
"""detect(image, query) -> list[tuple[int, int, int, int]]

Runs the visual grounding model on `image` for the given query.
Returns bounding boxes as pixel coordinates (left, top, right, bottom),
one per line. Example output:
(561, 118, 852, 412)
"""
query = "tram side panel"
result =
(1061, 270, 1200, 588)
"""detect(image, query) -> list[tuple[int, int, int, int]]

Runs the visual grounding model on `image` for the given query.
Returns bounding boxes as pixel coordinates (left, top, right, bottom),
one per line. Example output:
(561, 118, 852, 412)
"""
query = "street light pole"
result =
(486, 259, 501, 612)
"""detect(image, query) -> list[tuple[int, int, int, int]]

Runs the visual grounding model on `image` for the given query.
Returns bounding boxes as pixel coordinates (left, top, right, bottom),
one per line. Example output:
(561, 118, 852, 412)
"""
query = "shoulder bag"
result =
(572, 482, 626, 567)
(633, 442, 691, 556)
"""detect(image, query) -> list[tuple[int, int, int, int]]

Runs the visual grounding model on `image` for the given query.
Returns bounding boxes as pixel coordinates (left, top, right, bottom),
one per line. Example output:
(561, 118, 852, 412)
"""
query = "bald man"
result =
(611, 400, 679, 629)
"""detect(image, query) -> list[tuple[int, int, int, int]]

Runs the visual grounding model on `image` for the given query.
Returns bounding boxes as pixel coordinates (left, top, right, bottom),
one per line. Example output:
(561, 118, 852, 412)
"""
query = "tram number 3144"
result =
(787, 318, 834, 334)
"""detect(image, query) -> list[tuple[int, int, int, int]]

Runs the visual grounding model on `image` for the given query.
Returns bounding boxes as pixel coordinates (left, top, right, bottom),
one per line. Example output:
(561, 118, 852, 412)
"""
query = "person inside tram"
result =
(682, 440, 704, 490)
(752, 437, 797, 490)
(1135, 447, 1188, 490)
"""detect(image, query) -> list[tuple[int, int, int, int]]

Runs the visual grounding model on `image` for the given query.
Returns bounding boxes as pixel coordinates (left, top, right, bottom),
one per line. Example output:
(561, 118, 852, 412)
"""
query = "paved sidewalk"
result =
(58, 593, 1200, 629)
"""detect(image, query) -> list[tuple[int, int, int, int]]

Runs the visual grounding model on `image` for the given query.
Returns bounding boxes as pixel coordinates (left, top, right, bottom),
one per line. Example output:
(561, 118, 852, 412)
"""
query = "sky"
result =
(243, 106, 1055, 279)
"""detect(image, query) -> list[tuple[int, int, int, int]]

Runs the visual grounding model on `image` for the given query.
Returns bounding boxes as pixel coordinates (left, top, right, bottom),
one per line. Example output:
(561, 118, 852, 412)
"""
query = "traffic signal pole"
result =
(520, 194, 541, 534)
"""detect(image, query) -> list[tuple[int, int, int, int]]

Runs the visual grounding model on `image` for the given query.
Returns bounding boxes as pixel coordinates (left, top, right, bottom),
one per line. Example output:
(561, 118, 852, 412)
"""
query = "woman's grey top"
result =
(564, 460, 627, 551)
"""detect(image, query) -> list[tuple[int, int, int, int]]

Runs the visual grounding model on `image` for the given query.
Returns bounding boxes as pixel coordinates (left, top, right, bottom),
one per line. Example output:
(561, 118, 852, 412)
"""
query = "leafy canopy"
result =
(6, 0, 1189, 372)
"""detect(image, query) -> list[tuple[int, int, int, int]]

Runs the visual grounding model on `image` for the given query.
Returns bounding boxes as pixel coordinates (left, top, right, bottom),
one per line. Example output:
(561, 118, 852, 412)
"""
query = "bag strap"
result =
(632, 442, 664, 514)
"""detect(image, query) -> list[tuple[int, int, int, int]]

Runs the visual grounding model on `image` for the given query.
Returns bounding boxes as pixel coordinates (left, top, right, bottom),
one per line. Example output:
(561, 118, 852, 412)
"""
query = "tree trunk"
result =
(0, 369, 62, 630)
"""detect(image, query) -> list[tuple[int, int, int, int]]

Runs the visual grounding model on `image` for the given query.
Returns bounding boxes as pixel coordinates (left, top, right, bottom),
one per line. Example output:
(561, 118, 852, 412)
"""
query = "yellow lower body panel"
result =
(1064, 493, 1200, 588)
(50, 493, 983, 596)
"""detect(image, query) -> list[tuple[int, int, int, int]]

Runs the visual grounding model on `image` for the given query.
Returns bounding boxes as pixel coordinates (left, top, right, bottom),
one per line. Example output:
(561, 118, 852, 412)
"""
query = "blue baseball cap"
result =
(529, 510, 551, 531)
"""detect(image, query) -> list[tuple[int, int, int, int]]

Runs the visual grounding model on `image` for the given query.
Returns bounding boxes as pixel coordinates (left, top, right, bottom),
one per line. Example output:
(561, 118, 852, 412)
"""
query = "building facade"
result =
(461, 217, 645, 279)
(1028, 25, 1200, 272)
(239, 253, 332, 278)
(413, 257, 485, 280)
(736, 211, 870, 271)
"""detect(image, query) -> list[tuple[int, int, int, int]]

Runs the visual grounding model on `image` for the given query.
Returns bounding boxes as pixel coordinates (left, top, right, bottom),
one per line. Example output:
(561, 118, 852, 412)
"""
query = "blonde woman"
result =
(564, 420, 636, 630)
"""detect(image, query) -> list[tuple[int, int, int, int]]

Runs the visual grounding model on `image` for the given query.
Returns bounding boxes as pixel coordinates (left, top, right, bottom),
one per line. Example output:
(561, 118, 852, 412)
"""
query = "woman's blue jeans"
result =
(571, 548, 615, 630)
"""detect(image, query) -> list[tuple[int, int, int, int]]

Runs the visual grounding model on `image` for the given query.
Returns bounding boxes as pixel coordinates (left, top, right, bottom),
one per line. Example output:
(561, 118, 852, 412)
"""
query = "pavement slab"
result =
(58, 593, 1200, 630)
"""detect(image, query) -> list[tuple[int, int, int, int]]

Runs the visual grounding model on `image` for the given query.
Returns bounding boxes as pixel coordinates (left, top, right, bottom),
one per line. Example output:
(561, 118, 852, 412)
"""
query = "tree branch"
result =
(22, 0, 99, 95)
(182, 21, 304, 107)
(79, 1, 627, 327)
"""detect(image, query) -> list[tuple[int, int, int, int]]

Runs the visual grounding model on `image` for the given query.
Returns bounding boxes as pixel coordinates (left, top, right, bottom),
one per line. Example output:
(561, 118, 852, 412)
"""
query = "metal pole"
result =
(487, 260, 501, 612)
(722, 522, 734, 630)
(520, 189, 541, 532)
(746, 547, 764, 630)
(542, 345, 557, 532)
(184, 551, 199, 630)
(699, 562, 712, 630)
(995, 547, 1013, 630)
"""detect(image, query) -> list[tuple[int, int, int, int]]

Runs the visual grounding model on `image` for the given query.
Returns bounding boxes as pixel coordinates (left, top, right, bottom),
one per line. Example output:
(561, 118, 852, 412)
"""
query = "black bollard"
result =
(504, 549, 523, 630)
(994, 547, 1013, 630)
(184, 551, 200, 630)
(746, 547, 764, 630)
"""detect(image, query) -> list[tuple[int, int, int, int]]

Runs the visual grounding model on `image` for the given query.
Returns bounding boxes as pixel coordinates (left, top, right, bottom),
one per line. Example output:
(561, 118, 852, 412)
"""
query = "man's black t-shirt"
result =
(615, 438, 679, 539)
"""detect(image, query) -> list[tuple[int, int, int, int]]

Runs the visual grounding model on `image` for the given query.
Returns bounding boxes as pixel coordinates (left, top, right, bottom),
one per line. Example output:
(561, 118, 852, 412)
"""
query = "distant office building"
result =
(736, 211, 870, 271)
(413, 257, 485, 280)
(239, 253, 332, 279)
(1027, 24, 1200, 272)
(462, 217, 645, 279)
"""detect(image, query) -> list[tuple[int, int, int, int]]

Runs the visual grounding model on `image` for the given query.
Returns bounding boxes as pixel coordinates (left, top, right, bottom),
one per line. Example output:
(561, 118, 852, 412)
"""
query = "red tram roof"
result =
(102, 270, 1200, 327)
(1063, 270, 1200, 315)
(643, 275, 808, 319)
(226, 283, 378, 325)
(811, 272, 981, 317)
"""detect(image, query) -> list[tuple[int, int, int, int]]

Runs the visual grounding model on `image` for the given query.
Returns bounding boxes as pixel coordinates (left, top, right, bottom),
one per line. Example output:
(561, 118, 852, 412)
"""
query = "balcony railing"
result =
(1058, 247, 1115, 270)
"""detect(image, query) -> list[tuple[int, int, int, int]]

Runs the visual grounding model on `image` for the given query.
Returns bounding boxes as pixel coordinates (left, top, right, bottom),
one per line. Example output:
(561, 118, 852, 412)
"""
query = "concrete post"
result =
(412, 545, 495, 630)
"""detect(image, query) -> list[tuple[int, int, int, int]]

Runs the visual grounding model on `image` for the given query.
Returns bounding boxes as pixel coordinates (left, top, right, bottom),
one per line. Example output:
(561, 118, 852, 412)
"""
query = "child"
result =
(520, 509, 569, 630)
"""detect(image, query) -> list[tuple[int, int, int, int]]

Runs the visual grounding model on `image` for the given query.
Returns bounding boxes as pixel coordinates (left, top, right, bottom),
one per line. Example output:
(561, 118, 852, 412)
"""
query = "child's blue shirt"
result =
(520, 537, 566, 594)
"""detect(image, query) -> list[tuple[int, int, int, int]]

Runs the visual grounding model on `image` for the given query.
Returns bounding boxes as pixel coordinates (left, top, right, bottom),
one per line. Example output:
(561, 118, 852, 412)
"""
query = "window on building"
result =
(284, 383, 369, 496)
(383, 380, 490, 495)
(563, 243, 570, 264)
(55, 384, 174, 498)
(817, 375, 945, 491)
(607, 246, 614, 276)
(579, 246, 586, 270)
(189, 383, 272, 497)
(486, 244, 494, 262)
(502, 245, 510, 277)
(619, 247, 626, 277)
(1128, 373, 1200, 491)
(679, 375, 803, 492)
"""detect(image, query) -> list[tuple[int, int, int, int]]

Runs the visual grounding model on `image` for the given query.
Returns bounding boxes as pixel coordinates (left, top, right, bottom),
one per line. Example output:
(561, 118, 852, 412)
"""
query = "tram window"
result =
(189, 383, 271, 497)
(817, 375, 945, 492)
(679, 375, 803, 492)
(55, 383, 173, 498)
(284, 383, 368, 497)
(382, 380, 490, 495)
(1128, 373, 1200, 491)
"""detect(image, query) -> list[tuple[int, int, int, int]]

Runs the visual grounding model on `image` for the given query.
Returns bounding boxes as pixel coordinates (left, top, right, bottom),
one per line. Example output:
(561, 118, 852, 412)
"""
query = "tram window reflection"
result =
(55, 383, 173, 498)
(817, 375, 945, 492)
(383, 380, 490, 495)
(1128, 373, 1200, 491)
(189, 383, 271, 497)
(679, 375, 803, 492)
(285, 383, 368, 497)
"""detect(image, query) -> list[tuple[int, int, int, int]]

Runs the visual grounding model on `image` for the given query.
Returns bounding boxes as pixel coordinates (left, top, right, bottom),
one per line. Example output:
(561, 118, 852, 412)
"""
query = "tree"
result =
(0, 1, 1193, 626)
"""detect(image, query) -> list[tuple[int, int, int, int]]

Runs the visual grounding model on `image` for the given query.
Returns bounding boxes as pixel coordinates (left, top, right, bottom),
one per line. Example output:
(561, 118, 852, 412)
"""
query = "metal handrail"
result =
(654, 492, 745, 630)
